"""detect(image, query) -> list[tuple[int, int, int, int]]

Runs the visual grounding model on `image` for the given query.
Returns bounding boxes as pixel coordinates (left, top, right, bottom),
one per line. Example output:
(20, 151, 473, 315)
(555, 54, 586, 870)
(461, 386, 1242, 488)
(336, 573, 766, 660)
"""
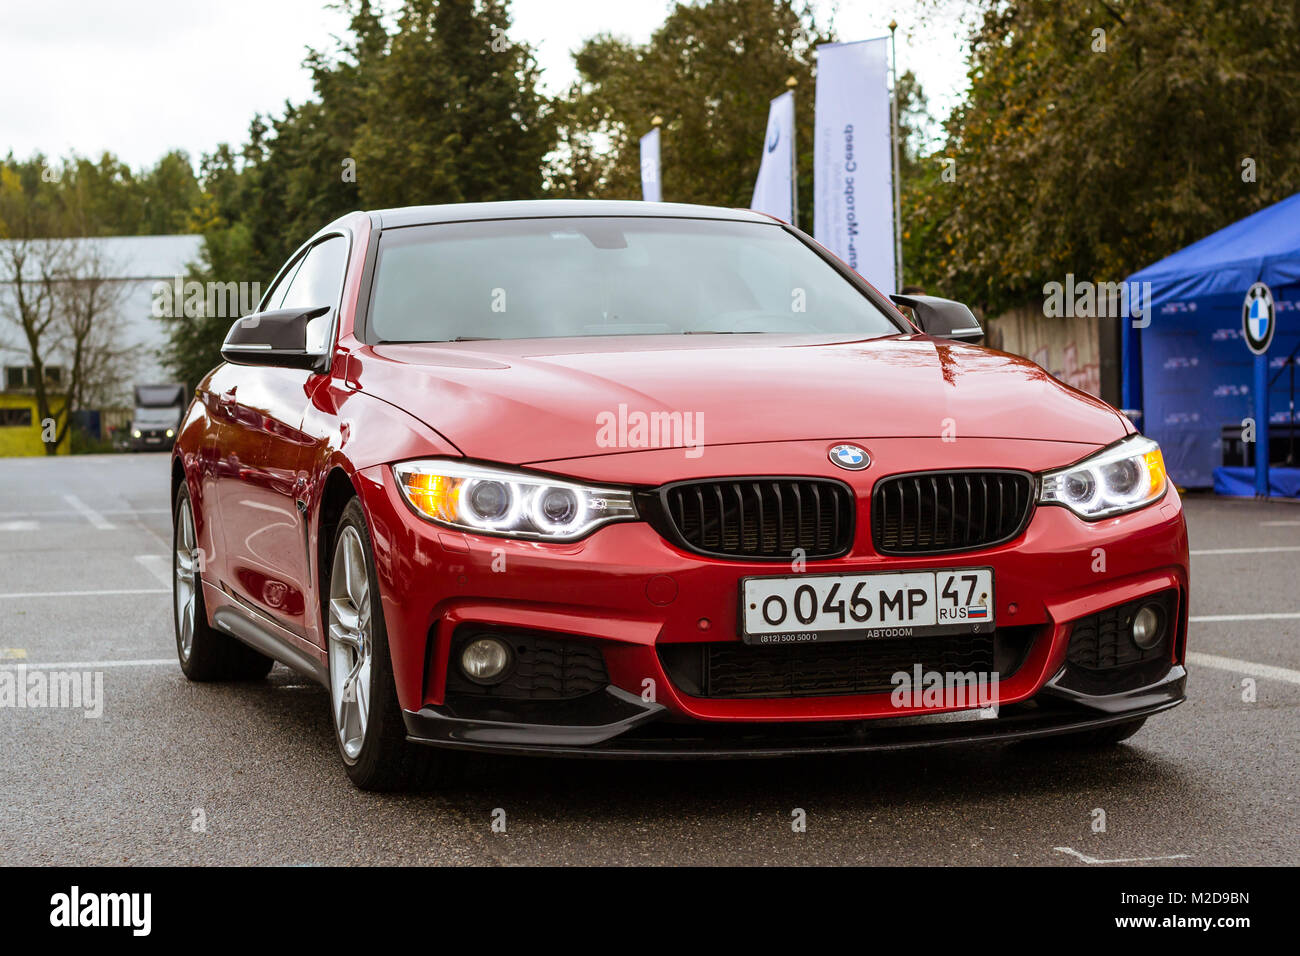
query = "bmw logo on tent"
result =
(829, 444, 870, 470)
(1242, 282, 1275, 355)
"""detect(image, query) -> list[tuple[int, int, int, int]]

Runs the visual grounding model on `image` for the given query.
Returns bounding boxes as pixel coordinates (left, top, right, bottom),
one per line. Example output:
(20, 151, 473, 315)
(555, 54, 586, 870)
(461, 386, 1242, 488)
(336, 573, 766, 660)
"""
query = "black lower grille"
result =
(1067, 592, 1176, 670)
(872, 470, 1034, 554)
(646, 477, 854, 560)
(660, 633, 998, 699)
(445, 629, 607, 700)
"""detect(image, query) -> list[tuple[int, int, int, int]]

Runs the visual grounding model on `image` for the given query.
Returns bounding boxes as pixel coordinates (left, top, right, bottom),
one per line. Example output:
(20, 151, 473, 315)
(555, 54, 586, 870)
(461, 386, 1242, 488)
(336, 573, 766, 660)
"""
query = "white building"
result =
(0, 234, 204, 409)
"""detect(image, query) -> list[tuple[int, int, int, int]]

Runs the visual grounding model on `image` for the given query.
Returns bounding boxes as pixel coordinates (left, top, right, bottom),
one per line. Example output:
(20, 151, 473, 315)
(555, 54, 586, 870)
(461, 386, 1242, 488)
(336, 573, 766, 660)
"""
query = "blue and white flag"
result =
(750, 90, 795, 222)
(639, 127, 662, 202)
(813, 38, 895, 292)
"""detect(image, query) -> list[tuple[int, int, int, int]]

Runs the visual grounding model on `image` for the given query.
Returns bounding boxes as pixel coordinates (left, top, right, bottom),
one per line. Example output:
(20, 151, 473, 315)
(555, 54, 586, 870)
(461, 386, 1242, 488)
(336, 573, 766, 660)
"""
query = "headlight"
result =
(132, 429, 142, 438)
(1039, 435, 1167, 519)
(165, 428, 175, 438)
(392, 460, 638, 541)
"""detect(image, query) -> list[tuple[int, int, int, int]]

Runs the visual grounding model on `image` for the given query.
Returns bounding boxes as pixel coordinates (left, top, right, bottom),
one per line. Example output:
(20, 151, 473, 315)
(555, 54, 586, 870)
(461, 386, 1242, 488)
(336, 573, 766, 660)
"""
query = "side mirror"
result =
(221, 306, 331, 370)
(890, 293, 984, 344)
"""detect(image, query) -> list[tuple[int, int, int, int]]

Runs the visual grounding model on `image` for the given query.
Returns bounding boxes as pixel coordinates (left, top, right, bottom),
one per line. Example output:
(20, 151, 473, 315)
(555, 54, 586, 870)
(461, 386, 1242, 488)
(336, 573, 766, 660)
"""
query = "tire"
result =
(173, 483, 274, 681)
(1047, 717, 1147, 748)
(325, 497, 442, 791)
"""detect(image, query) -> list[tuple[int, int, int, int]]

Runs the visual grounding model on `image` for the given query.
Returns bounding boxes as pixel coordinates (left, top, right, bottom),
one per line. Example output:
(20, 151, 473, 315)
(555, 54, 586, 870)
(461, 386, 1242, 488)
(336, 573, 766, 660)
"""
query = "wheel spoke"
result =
(355, 667, 368, 737)
(329, 622, 361, 652)
(329, 597, 360, 634)
(357, 591, 371, 634)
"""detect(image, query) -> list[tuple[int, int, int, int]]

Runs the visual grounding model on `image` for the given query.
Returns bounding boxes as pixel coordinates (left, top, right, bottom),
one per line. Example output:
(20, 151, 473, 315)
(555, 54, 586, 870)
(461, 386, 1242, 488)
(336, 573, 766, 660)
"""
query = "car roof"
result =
(371, 199, 773, 229)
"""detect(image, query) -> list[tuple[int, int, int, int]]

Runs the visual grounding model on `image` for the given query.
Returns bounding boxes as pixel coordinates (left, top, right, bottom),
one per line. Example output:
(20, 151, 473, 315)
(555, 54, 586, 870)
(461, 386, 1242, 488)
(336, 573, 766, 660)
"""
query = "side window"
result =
(278, 236, 349, 352)
(261, 256, 304, 312)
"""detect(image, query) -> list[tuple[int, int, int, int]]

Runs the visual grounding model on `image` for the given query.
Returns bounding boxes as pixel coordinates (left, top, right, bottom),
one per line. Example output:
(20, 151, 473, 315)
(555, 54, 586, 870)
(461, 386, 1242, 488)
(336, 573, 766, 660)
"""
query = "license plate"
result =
(740, 568, 994, 645)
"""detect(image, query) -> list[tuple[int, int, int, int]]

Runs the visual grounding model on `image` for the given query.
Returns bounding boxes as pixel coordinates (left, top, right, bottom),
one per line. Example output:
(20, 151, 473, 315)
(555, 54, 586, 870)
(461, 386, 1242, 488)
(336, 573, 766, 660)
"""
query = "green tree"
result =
(904, 0, 1300, 313)
(164, 0, 553, 385)
(546, 0, 829, 226)
(353, 0, 552, 208)
(0, 150, 202, 238)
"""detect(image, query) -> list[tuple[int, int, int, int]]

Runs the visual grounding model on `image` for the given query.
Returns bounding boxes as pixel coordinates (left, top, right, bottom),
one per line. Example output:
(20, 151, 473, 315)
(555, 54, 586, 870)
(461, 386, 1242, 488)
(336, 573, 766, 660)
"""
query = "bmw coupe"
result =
(171, 200, 1189, 789)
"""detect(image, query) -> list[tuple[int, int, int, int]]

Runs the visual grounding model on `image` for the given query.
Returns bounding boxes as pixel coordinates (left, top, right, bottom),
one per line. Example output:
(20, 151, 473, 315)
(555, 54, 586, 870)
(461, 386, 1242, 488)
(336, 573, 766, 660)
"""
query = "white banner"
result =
(639, 127, 662, 202)
(750, 90, 795, 222)
(814, 38, 895, 292)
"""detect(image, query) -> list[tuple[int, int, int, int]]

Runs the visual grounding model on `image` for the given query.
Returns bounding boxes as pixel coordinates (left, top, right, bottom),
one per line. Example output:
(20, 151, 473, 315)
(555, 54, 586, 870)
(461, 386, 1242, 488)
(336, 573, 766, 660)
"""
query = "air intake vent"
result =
(872, 470, 1034, 555)
(659, 633, 997, 699)
(444, 629, 608, 701)
(647, 478, 855, 560)
(1067, 592, 1176, 670)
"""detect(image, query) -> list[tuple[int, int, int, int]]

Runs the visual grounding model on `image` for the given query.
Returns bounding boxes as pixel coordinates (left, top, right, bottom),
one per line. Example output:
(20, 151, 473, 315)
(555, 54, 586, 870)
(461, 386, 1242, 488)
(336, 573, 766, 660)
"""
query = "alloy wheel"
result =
(328, 526, 373, 762)
(174, 498, 200, 661)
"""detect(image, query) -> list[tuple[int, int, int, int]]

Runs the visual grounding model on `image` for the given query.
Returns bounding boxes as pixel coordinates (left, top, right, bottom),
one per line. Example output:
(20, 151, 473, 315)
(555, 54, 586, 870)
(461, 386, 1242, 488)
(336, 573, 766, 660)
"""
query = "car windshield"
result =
(134, 408, 177, 424)
(367, 217, 901, 342)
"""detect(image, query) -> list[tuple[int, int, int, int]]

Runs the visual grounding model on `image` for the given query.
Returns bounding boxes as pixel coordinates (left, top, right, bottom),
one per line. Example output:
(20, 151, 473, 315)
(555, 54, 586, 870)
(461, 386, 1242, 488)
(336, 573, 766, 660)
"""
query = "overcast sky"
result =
(1, 0, 969, 170)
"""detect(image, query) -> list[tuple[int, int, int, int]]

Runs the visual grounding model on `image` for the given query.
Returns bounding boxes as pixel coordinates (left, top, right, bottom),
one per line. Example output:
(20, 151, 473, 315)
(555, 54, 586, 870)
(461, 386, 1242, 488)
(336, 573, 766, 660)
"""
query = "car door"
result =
(213, 235, 349, 637)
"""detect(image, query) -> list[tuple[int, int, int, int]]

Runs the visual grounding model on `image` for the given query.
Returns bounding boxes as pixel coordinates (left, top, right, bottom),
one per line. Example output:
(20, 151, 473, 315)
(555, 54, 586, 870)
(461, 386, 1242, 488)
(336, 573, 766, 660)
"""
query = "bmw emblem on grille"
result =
(828, 444, 870, 470)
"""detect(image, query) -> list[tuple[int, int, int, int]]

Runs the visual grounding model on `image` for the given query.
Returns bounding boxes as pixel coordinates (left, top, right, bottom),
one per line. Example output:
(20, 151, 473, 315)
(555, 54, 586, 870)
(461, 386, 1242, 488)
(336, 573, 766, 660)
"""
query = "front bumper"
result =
(402, 666, 1185, 758)
(356, 443, 1190, 758)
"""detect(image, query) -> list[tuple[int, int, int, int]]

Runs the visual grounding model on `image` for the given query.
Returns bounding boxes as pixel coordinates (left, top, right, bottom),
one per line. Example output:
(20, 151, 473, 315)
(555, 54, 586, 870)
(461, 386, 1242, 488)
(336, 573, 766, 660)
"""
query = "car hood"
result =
(352, 334, 1127, 464)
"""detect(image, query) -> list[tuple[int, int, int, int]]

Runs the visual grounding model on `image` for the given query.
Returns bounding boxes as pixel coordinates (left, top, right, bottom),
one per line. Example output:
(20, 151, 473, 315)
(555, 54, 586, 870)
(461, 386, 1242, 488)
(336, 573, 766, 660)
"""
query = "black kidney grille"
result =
(872, 470, 1033, 554)
(662, 634, 996, 699)
(655, 478, 854, 559)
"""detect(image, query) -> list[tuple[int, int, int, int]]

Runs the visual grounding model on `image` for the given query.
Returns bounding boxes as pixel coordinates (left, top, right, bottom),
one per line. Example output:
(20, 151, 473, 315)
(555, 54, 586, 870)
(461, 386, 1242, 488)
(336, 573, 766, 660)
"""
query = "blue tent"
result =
(1122, 193, 1300, 493)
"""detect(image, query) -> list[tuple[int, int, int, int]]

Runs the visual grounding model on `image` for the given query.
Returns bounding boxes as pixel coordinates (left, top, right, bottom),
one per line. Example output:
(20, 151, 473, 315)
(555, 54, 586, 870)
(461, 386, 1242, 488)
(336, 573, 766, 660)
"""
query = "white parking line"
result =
(1186, 652, 1300, 685)
(1054, 847, 1190, 864)
(0, 521, 39, 531)
(62, 494, 115, 530)
(0, 508, 168, 518)
(0, 589, 168, 600)
(1189, 612, 1300, 622)
(0, 658, 174, 671)
(1190, 546, 1300, 555)
(1260, 520, 1300, 527)
(135, 554, 172, 586)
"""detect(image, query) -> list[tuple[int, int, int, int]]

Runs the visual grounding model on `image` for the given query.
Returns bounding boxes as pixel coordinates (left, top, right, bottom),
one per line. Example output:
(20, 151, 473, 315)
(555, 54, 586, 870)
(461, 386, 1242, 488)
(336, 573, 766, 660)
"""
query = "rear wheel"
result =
(173, 484, 273, 681)
(326, 497, 441, 791)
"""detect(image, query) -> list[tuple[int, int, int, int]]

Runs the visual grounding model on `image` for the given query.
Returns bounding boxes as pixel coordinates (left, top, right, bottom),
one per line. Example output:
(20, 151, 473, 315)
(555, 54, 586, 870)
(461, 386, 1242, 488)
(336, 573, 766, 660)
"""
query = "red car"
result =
(171, 201, 1188, 790)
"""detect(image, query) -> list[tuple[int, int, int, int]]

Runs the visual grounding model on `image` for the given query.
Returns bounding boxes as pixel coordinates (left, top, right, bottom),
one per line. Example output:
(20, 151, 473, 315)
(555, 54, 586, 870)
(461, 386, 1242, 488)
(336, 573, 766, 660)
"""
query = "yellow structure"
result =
(0, 393, 70, 456)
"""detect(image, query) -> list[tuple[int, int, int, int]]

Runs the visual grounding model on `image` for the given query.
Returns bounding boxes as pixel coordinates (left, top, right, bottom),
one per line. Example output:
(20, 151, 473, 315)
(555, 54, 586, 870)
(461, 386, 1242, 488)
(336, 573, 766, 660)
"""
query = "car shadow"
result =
(431, 732, 1192, 812)
(249, 671, 1194, 815)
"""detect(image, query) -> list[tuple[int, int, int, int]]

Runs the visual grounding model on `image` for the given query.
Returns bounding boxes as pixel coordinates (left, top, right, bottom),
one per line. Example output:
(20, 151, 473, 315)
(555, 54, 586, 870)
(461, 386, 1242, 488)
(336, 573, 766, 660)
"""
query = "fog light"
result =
(460, 636, 511, 684)
(1131, 605, 1163, 650)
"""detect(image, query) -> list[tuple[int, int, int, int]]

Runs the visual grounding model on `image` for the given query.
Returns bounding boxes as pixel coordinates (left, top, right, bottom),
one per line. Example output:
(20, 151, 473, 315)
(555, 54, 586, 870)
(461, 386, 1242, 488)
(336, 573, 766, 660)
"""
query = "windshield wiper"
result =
(444, 336, 499, 342)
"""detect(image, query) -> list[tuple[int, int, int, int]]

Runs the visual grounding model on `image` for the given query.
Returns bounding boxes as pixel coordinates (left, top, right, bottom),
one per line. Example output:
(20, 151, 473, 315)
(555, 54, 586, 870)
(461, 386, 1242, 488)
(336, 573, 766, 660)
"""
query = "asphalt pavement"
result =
(0, 452, 1296, 865)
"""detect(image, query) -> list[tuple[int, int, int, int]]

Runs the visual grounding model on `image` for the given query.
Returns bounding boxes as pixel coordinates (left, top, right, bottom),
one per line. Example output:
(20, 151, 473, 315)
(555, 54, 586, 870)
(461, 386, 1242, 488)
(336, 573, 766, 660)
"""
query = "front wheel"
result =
(326, 497, 441, 791)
